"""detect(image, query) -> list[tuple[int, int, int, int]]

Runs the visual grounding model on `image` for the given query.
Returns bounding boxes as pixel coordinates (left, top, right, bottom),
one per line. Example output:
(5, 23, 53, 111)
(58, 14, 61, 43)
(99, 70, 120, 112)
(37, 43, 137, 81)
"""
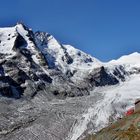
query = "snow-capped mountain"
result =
(0, 23, 122, 98)
(0, 23, 140, 140)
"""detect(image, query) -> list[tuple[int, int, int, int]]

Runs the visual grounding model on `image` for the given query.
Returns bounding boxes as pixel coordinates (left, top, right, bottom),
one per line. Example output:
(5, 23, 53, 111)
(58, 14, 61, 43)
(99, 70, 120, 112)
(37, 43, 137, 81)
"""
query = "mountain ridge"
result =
(0, 23, 123, 98)
(0, 23, 140, 140)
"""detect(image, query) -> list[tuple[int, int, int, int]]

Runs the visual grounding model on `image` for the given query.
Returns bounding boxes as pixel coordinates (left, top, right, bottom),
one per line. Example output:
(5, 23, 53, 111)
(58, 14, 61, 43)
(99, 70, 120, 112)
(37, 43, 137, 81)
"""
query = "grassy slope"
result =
(84, 111, 140, 140)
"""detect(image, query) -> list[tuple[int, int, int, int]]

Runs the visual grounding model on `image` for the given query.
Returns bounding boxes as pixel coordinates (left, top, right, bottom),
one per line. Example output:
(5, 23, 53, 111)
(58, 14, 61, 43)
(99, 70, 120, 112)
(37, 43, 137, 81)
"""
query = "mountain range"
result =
(0, 23, 140, 140)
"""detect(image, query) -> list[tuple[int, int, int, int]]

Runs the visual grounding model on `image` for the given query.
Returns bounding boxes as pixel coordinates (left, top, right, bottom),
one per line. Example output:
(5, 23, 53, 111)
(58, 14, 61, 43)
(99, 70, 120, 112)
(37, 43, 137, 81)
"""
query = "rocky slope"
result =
(0, 23, 140, 140)
(84, 111, 140, 140)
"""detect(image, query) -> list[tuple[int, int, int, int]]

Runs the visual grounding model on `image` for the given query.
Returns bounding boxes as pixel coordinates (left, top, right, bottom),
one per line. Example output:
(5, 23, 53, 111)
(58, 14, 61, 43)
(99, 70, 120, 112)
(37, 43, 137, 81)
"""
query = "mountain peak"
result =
(16, 22, 31, 31)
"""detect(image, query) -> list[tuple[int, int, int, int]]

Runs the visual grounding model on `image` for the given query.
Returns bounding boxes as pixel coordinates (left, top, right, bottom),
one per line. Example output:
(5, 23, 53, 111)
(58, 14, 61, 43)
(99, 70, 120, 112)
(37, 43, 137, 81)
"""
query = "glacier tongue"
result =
(69, 74, 140, 140)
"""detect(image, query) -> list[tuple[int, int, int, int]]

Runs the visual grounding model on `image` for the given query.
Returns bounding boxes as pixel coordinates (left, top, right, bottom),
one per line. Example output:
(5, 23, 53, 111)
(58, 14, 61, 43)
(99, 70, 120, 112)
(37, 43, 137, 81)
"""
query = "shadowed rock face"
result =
(13, 33, 27, 50)
(89, 66, 119, 87)
(0, 23, 140, 140)
(0, 76, 23, 98)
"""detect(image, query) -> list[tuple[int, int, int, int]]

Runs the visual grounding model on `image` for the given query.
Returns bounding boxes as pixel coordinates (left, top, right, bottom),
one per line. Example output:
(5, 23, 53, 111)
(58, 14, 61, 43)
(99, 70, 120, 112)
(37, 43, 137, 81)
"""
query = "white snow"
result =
(0, 26, 17, 55)
(36, 33, 102, 77)
(109, 52, 140, 70)
(16, 24, 42, 65)
(110, 52, 140, 65)
(64, 45, 102, 69)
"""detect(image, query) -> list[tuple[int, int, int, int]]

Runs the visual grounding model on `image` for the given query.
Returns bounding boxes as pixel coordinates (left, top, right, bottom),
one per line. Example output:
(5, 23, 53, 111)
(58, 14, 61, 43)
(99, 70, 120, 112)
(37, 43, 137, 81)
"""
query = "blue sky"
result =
(0, 0, 140, 61)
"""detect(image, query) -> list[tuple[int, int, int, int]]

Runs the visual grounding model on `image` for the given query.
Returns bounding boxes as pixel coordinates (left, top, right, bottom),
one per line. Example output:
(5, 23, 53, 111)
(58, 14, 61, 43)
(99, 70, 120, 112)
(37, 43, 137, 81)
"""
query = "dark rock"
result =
(38, 74, 52, 83)
(13, 33, 27, 51)
(89, 66, 119, 87)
